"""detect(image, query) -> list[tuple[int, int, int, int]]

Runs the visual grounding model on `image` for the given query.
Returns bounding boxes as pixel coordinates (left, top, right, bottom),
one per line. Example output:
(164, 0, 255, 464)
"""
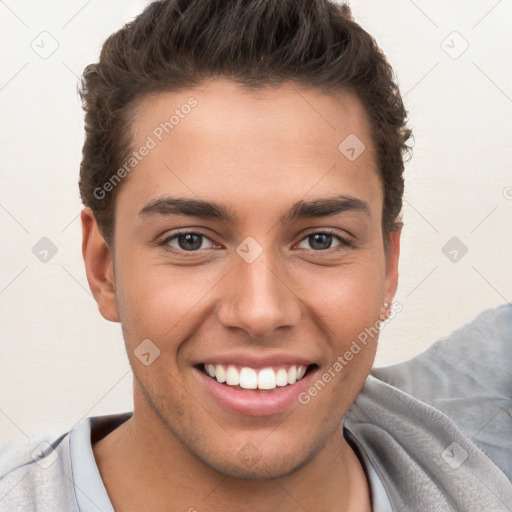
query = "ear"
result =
(383, 226, 401, 307)
(81, 207, 120, 323)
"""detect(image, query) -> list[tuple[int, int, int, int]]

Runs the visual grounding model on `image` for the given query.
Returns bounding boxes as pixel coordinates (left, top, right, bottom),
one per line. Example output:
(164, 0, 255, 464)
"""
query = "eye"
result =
(296, 231, 351, 251)
(161, 231, 216, 252)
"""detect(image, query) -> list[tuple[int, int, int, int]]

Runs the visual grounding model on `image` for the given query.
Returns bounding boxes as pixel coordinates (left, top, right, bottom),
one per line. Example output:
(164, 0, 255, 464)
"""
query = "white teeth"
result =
(203, 363, 309, 390)
(226, 365, 240, 386)
(239, 368, 258, 389)
(257, 368, 276, 390)
(207, 364, 216, 378)
(215, 364, 226, 383)
(276, 368, 289, 387)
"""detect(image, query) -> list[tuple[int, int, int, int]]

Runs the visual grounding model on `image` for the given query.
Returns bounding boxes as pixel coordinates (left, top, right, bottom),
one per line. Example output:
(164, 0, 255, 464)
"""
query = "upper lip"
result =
(193, 351, 316, 369)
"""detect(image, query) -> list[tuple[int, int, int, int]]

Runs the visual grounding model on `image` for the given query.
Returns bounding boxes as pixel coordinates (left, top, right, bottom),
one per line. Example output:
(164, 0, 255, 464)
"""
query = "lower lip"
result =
(194, 367, 317, 416)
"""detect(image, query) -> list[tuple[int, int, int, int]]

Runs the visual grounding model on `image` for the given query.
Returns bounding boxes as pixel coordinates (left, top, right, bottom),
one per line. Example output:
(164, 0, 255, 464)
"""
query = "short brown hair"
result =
(78, 0, 412, 249)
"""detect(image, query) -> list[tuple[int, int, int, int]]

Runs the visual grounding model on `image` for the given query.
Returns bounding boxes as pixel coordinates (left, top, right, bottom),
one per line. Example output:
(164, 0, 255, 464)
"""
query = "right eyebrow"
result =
(139, 196, 236, 221)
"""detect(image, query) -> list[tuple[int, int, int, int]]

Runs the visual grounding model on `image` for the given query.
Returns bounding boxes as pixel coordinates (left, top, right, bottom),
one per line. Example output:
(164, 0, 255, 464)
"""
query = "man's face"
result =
(91, 79, 399, 479)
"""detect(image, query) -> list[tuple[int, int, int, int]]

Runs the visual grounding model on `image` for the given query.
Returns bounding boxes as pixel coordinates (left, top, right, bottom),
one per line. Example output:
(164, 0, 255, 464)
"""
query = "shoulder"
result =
(371, 303, 512, 479)
(346, 374, 512, 511)
(0, 432, 79, 512)
(372, 304, 512, 396)
(348, 305, 512, 509)
(0, 413, 130, 512)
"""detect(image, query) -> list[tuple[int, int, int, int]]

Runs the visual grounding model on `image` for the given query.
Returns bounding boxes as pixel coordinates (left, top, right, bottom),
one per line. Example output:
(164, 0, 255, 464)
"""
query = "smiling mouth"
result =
(197, 363, 318, 391)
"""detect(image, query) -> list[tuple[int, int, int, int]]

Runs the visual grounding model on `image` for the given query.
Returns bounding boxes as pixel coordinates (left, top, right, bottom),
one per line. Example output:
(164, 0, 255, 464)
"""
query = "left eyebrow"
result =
(281, 195, 372, 223)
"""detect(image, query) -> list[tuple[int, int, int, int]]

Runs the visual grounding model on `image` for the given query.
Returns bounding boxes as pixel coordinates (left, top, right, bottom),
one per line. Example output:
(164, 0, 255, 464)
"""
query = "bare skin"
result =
(83, 79, 400, 511)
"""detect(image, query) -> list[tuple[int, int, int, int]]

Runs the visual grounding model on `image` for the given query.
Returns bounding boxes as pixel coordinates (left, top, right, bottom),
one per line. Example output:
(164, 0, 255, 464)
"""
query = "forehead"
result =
(120, 79, 381, 220)
(131, 79, 374, 154)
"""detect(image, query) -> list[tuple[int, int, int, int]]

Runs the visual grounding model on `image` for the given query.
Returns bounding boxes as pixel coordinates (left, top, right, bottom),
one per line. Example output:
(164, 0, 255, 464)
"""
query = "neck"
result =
(93, 406, 371, 512)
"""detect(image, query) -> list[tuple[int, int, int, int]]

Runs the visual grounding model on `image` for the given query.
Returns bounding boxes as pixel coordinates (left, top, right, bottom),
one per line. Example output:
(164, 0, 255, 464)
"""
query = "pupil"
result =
(179, 234, 202, 251)
(310, 233, 331, 250)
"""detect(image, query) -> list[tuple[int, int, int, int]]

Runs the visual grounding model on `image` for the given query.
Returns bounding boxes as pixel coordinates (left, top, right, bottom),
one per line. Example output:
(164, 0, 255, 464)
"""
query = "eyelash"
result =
(158, 229, 352, 255)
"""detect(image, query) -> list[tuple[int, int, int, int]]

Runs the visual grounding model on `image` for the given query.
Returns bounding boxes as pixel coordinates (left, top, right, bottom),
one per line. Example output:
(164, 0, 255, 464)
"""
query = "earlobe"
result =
(81, 208, 120, 323)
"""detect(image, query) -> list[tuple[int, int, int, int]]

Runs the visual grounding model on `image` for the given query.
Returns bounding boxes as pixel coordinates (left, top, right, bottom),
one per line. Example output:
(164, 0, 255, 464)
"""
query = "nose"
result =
(217, 249, 302, 339)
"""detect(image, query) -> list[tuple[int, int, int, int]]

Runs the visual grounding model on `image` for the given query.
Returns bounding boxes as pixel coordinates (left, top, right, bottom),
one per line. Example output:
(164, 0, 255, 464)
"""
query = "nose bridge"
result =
(218, 243, 301, 338)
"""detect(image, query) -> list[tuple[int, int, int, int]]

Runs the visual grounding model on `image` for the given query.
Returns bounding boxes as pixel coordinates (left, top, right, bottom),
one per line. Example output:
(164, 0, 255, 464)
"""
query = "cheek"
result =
(311, 274, 381, 403)
(306, 260, 384, 324)
(306, 262, 384, 374)
(114, 258, 218, 345)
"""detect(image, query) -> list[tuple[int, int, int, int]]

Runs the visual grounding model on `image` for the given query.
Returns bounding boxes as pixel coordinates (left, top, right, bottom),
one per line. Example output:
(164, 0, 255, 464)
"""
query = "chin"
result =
(196, 447, 314, 481)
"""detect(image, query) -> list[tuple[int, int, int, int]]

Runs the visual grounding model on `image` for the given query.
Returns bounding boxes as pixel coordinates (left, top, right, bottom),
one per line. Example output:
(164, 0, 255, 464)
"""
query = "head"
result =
(80, 0, 412, 480)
